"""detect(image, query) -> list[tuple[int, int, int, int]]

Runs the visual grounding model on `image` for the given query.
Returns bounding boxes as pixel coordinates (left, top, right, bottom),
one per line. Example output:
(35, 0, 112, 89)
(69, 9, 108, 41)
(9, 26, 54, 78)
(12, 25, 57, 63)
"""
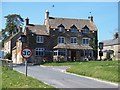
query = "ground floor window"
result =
(54, 50, 58, 56)
(35, 48, 45, 56)
(54, 49, 66, 56)
(81, 50, 93, 57)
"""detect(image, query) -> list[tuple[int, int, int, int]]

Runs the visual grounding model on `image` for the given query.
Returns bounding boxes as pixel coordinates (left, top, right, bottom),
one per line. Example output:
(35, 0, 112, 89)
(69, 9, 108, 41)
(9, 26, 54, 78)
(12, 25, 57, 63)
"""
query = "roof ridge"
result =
(33, 24, 45, 26)
(49, 16, 89, 21)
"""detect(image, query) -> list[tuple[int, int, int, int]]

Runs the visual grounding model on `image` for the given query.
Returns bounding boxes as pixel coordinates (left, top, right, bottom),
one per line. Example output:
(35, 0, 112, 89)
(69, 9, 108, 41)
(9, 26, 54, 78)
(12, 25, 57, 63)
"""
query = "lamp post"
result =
(99, 42, 103, 60)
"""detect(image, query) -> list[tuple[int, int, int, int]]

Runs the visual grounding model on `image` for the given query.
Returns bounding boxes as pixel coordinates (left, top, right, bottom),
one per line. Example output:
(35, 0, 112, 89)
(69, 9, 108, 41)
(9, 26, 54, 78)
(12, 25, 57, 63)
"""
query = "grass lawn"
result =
(43, 61, 119, 83)
(1, 66, 56, 89)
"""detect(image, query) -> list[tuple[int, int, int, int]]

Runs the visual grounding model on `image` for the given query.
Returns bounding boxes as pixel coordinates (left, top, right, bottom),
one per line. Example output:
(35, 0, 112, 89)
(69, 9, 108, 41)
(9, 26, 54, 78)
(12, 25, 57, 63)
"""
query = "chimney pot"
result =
(88, 16, 93, 22)
(114, 32, 119, 39)
(25, 17, 29, 25)
(45, 10, 49, 20)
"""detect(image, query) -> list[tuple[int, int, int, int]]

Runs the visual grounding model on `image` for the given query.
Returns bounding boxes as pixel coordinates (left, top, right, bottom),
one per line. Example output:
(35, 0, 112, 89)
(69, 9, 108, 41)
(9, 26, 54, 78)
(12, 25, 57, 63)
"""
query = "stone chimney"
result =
(25, 17, 29, 25)
(114, 32, 119, 39)
(19, 25, 22, 32)
(45, 10, 49, 20)
(88, 16, 93, 22)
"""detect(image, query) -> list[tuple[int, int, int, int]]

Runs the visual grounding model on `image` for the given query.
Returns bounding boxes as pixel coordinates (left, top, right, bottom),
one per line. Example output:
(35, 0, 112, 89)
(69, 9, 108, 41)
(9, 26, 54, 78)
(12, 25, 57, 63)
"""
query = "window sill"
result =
(36, 42, 44, 44)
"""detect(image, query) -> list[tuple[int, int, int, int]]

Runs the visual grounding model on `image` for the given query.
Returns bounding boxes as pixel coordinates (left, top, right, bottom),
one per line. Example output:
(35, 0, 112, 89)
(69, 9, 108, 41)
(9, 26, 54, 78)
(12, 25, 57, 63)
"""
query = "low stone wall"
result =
(0, 59, 13, 70)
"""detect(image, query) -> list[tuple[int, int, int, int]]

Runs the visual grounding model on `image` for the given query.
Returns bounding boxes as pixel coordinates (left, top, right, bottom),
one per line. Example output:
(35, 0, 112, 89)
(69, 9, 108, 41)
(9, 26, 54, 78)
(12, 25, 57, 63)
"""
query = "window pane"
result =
(71, 27, 77, 32)
(35, 48, 44, 56)
(71, 37, 77, 44)
(58, 50, 66, 56)
(82, 38, 89, 45)
(86, 39, 88, 44)
(36, 36, 44, 43)
(83, 39, 85, 44)
(74, 38, 76, 43)
(82, 29, 88, 34)
(36, 51, 38, 56)
(58, 27, 64, 32)
(58, 37, 64, 44)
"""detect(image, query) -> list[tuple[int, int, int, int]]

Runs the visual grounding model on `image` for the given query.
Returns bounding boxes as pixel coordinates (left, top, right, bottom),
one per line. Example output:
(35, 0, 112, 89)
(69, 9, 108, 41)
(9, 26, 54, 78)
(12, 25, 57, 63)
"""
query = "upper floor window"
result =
(58, 27, 65, 32)
(82, 38, 89, 45)
(70, 25, 77, 32)
(71, 37, 77, 44)
(82, 29, 89, 34)
(82, 25, 89, 34)
(58, 36, 65, 44)
(35, 48, 44, 56)
(58, 24, 65, 32)
(36, 36, 44, 43)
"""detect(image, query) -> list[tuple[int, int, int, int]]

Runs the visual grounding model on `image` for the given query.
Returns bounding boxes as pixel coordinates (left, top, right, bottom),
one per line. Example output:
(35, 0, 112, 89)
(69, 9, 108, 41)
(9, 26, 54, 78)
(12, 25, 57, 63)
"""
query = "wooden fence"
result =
(0, 58, 13, 70)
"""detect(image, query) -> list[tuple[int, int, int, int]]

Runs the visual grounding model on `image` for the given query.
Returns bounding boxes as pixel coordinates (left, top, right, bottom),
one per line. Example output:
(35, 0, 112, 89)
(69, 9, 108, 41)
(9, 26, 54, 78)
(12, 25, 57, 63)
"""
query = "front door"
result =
(71, 50, 76, 61)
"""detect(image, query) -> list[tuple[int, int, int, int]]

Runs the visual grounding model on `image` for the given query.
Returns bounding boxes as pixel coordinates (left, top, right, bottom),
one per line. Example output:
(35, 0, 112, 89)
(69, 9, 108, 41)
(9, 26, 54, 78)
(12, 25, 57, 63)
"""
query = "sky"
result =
(1, 2, 118, 42)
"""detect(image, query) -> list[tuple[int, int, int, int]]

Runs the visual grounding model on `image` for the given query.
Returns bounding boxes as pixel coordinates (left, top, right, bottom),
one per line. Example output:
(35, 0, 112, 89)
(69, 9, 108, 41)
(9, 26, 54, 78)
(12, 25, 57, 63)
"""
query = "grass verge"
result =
(1, 66, 56, 89)
(43, 61, 119, 83)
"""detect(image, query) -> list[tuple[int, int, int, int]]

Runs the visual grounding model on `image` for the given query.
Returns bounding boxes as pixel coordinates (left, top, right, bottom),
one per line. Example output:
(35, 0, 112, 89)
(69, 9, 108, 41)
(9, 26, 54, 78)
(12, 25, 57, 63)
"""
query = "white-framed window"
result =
(58, 26, 65, 32)
(82, 29, 89, 34)
(82, 38, 89, 45)
(58, 49, 66, 56)
(71, 27, 77, 32)
(71, 37, 77, 44)
(35, 48, 45, 56)
(58, 36, 65, 44)
(54, 50, 58, 56)
(36, 36, 44, 43)
(53, 49, 66, 56)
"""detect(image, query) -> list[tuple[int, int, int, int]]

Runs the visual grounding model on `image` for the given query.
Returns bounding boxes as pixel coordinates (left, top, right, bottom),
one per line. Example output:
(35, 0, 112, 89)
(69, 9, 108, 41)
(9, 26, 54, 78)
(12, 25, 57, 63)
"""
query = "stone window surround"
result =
(58, 36, 65, 44)
(82, 37, 90, 45)
(36, 36, 44, 43)
(35, 48, 45, 56)
(71, 37, 77, 44)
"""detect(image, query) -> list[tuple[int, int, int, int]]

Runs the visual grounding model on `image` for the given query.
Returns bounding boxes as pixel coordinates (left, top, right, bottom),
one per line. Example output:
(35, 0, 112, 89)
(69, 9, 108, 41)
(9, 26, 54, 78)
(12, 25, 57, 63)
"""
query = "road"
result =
(13, 65, 118, 88)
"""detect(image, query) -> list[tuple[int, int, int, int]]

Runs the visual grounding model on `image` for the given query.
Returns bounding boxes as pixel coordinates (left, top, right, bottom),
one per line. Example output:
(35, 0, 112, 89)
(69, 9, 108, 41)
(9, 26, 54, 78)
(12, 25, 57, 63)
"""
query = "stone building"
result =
(21, 10, 98, 64)
(101, 32, 120, 60)
(4, 27, 23, 60)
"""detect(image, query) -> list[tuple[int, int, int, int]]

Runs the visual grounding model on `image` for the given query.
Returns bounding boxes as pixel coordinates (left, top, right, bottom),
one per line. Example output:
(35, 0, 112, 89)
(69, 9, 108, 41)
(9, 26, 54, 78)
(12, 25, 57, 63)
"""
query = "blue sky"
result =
(1, 2, 118, 42)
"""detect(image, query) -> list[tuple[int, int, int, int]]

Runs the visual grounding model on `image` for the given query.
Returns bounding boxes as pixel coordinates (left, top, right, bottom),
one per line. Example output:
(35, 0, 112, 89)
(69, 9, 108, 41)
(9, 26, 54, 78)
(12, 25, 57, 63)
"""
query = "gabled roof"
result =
(102, 38, 120, 46)
(4, 32, 23, 43)
(49, 17, 97, 31)
(27, 25, 49, 36)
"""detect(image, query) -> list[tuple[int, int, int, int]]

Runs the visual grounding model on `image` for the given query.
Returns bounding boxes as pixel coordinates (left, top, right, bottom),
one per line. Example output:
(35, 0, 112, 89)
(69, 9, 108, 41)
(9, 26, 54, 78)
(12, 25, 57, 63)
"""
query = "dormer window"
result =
(82, 29, 89, 34)
(58, 27, 64, 32)
(82, 25, 89, 34)
(70, 25, 77, 32)
(58, 24, 65, 32)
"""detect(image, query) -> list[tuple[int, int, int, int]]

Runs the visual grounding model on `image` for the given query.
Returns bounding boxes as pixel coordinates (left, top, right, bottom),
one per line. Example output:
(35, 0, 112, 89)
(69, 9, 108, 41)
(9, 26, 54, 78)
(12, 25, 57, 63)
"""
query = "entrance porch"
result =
(53, 49, 93, 62)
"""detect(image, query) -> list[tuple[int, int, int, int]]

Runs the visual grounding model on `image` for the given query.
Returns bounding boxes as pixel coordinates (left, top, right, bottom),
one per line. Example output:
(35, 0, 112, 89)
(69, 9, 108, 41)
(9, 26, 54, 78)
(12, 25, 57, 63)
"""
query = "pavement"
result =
(13, 65, 118, 88)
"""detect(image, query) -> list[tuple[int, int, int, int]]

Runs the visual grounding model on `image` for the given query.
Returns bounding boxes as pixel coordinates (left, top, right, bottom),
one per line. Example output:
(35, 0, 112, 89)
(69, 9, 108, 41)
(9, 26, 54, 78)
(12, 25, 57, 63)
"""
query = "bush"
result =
(4, 53, 11, 60)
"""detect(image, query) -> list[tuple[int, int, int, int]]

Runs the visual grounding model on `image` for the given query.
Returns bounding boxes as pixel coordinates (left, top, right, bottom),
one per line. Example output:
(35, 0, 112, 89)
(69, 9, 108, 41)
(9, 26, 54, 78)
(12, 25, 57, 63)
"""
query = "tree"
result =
(3, 14, 24, 37)
(1, 14, 24, 47)
(89, 31, 98, 60)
